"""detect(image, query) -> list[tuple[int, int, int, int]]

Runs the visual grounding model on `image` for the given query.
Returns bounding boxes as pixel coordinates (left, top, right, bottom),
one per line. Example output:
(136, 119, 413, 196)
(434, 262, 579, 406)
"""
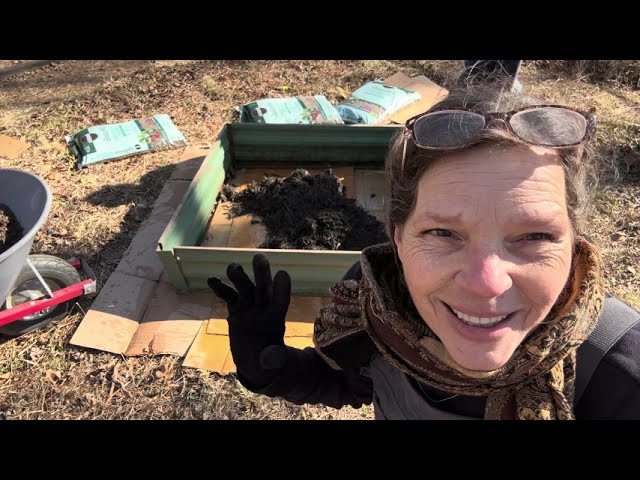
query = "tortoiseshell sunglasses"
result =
(401, 105, 596, 168)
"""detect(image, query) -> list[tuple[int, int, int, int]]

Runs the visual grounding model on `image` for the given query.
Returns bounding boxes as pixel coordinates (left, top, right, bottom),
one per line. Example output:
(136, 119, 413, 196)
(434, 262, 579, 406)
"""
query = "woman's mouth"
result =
(444, 302, 514, 328)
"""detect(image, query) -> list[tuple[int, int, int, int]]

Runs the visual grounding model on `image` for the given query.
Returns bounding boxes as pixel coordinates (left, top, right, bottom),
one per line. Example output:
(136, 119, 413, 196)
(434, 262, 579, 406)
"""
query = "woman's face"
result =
(394, 144, 574, 371)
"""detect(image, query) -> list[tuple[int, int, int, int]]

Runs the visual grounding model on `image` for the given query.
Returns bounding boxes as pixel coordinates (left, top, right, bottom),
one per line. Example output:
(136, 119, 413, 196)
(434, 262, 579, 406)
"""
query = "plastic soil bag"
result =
(66, 114, 187, 168)
(239, 95, 343, 124)
(336, 80, 421, 124)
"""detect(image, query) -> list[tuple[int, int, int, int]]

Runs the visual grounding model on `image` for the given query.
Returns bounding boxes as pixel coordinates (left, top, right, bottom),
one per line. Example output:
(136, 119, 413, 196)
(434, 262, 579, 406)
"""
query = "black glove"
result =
(207, 254, 292, 389)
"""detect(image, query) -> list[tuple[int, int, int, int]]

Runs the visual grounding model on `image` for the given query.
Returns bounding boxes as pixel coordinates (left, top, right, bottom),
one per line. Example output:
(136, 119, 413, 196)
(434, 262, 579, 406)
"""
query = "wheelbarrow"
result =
(0, 169, 96, 336)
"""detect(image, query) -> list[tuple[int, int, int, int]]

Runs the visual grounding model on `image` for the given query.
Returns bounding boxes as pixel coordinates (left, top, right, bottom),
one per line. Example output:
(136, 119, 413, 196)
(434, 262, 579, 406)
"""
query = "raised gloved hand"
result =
(207, 253, 291, 388)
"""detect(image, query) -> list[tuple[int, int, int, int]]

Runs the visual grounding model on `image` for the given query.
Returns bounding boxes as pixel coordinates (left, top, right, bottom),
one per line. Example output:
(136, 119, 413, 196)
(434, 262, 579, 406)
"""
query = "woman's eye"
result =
(425, 228, 454, 238)
(522, 232, 554, 242)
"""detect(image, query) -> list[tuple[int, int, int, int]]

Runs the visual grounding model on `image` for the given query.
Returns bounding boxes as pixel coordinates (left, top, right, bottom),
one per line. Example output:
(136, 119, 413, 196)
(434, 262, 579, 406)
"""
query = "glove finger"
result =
(253, 253, 273, 307)
(271, 270, 292, 321)
(226, 263, 255, 304)
(207, 276, 239, 305)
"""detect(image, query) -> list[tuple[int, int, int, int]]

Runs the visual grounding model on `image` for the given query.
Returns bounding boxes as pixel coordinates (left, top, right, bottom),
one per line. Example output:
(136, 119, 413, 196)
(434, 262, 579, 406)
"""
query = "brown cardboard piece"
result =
(186, 295, 328, 374)
(169, 143, 209, 180)
(227, 214, 268, 249)
(70, 140, 326, 368)
(115, 179, 191, 281)
(382, 72, 449, 124)
(70, 144, 212, 355)
(124, 282, 215, 357)
(70, 132, 386, 371)
(0, 135, 30, 159)
(206, 296, 327, 336)
(184, 320, 317, 375)
(183, 322, 236, 374)
(70, 272, 157, 354)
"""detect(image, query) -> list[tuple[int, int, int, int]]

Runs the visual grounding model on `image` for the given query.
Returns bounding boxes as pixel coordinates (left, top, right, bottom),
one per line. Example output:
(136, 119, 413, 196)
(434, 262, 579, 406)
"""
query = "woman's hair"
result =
(385, 81, 599, 253)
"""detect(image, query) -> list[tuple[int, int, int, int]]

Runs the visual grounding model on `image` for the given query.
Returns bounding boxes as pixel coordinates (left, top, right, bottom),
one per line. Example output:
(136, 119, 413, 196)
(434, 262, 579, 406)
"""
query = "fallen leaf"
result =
(0, 372, 11, 380)
(143, 337, 156, 355)
(336, 86, 350, 99)
(627, 265, 636, 275)
(99, 360, 117, 371)
(611, 232, 627, 242)
(45, 370, 62, 383)
(111, 363, 131, 396)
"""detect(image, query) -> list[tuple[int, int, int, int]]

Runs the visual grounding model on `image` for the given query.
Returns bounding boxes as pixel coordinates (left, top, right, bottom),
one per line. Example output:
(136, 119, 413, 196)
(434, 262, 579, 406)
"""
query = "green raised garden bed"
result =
(157, 123, 400, 295)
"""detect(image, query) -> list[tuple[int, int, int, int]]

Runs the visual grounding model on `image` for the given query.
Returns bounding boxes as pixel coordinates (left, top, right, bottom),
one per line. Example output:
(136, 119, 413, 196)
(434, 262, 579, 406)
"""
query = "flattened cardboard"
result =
(69, 130, 363, 365)
(169, 144, 210, 180)
(183, 322, 235, 374)
(115, 180, 190, 281)
(0, 135, 29, 159)
(186, 295, 328, 373)
(183, 319, 316, 375)
(71, 145, 213, 355)
(124, 282, 213, 356)
(383, 73, 449, 124)
(227, 214, 267, 249)
(202, 201, 233, 247)
(70, 272, 157, 354)
(206, 296, 328, 336)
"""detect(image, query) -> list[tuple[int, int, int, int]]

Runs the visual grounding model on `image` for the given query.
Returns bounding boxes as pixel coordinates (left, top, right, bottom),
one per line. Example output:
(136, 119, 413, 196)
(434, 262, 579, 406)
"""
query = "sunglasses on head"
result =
(401, 105, 596, 168)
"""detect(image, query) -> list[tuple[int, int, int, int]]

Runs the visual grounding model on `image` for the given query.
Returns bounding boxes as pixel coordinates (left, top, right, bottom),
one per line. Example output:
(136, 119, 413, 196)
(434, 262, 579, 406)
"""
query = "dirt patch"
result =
(0, 61, 53, 81)
(530, 60, 640, 89)
(226, 169, 388, 250)
(0, 204, 23, 255)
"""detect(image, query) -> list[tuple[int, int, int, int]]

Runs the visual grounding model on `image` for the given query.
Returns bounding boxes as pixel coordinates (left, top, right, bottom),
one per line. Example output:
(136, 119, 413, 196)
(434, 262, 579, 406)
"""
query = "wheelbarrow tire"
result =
(0, 255, 82, 336)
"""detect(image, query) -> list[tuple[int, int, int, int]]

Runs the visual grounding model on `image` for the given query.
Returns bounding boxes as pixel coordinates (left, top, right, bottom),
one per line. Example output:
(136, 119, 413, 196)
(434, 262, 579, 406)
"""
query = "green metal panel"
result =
(159, 123, 400, 293)
(157, 127, 230, 252)
(157, 249, 189, 292)
(220, 124, 233, 174)
(174, 247, 362, 295)
(228, 123, 400, 168)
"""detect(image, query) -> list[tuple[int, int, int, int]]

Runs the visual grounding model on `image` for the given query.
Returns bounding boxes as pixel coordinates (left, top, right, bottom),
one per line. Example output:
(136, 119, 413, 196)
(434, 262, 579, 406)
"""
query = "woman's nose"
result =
(455, 248, 513, 299)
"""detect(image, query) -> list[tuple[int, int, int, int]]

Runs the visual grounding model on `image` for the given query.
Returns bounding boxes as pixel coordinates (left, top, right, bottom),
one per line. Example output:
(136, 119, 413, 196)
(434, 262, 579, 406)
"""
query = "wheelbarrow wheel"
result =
(0, 254, 82, 336)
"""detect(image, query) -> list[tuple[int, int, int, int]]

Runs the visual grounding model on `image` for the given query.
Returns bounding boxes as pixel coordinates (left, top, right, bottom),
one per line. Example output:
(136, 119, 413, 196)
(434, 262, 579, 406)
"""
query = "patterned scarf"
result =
(314, 237, 605, 420)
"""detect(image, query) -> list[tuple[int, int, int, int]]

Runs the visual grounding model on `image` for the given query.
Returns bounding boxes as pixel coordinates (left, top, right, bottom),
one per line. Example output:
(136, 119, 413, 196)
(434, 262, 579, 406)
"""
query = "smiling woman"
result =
(207, 81, 640, 420)
(394, 144, 575, 373)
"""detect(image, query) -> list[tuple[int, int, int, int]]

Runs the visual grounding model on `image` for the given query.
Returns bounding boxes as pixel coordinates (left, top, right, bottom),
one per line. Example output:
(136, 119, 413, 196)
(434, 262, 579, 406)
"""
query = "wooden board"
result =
(355, 169, 388, 222)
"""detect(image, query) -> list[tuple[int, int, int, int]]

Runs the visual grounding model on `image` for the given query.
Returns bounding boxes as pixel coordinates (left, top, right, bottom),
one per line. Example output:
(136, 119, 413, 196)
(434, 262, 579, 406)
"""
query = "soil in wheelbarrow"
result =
(224, 169, 388, 251)
(0, 204, 24, 255)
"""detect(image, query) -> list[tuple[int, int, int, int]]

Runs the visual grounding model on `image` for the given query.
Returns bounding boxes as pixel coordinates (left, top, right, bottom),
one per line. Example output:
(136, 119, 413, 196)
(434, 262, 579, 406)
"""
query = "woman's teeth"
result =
(450, 307, 508, 328)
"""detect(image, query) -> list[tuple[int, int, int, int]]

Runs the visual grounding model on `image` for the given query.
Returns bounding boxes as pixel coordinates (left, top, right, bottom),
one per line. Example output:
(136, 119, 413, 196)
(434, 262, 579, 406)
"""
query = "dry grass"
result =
(518, 62, 640, 307)
(0, 60, 638, 420)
